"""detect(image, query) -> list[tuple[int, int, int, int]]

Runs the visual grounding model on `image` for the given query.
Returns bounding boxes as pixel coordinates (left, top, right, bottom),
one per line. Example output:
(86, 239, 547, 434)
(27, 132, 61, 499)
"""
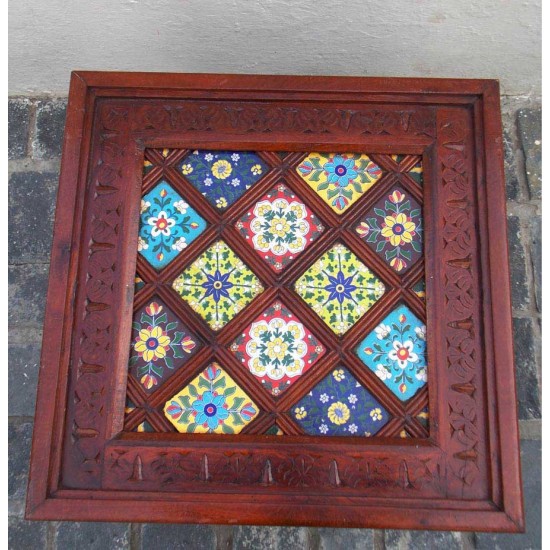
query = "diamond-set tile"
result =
(291, 367, 390, 436)
(355, 304, 427, 401)
(128, 298, 201, 392)
(236, 183, 324, 272)
(355, 187, 423, 273)
(229, 300, 326, 397)
(296, 153, 382, 213)
(138, 181, 207, 270)
(178, 150, 268, 210)
(172, 240, 264, 331)
(391, 154, 423, 185)
(164, 362, 259, 434)
(294, 243, 385, 335)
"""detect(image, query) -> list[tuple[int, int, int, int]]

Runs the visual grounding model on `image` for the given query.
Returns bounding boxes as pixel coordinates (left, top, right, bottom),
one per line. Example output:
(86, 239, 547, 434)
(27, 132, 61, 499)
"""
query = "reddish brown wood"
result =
(25, 72, 523, 532)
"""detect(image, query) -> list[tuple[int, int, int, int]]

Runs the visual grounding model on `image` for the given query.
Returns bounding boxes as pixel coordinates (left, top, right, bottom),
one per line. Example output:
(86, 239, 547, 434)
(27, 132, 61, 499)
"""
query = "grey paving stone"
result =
(8, 264, 50, 329)
(503, 127, 521, 202)
(57, 522, 130, 549)
(33, 99, 67, 159)
(318, 527, 373, 549)
(507, 215, 530, 310)
(517, 108, 542, 200)
(8, 517, 47, 549)
(9, 342, 41, 417)
(233, 526, 309, 550)
(141, 523, 215, 549)
(530, 215, 541, 312)
(385, 530, 461, 549)
(9, 171, 58, 263)
(8, 421, 32, 514)
(475, 440, 541, 549)
(513, 317, 541, 420)
(8, 99, 31, 160)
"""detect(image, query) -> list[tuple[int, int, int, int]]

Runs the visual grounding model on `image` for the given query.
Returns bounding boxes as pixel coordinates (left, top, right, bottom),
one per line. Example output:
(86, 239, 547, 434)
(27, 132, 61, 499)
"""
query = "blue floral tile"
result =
(139, 181, 207, 270)
(355, 304, 427, 401)
(291, 367, 390, 436)
(178, 150, 269, 210)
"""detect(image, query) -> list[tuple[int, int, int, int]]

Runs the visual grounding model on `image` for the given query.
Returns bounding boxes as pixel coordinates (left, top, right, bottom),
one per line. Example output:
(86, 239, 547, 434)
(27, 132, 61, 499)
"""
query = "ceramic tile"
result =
(236, 183, 324, 272)
(296, 153, 382, 213)
(143, 158, 154, 175)
(355, 186, 423, 273)
(128, 298, 202, 392)
(356, 304, 427, 401)
(164, 362, 259, 434)
(138, 181, 207, 270)
(294, 243, 385, 335)
(417, 406, 429, 430)
(291, 367, 390, 436)
(412, 280, 426, 301)
(134, 275, 145, 293)
(172, 240, 264, 331)
(264, 424, 284, 435)
(125, 398, 155, 432)
(391, 154, 423, 185)
(229, 300, 326, 396)
(178, 150, 268, 210)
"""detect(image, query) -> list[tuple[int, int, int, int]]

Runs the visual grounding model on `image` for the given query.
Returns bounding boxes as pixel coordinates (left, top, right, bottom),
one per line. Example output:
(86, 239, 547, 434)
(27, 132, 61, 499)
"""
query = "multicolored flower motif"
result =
(295, 243, 385, 335)
(178, 150, 269, 211)
(236, 183, 324, 272)
(230, 301, 325, 396)
(391, 154, 423, 185)
(164, 363, 259, 434)
(296, 153, 382, 213)
(172, 240, 264, 331)
(138, 181, 207, 270)
(355, 187, 423, 273)
(128, 299, 201, 392)
(356, 304, 427, 401)
(291, 367, 390, 436)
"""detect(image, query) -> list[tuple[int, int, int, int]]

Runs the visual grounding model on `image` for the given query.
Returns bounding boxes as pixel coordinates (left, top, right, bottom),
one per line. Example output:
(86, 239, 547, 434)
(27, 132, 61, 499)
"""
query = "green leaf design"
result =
(188, 384, 198, 397)
(224, 386, 236, 397)
(166, 322, 178, 332)
(164, 356, 174, 369)
(140, 313, 154, 325)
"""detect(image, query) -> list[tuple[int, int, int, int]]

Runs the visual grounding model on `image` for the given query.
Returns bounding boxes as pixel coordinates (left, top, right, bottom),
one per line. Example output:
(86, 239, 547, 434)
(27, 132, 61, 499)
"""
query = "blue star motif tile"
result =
(178, 150, 269, 210)
(355, 304, 427, 401)
(138, 181, 207, 270)
(291, 367, 390, 436)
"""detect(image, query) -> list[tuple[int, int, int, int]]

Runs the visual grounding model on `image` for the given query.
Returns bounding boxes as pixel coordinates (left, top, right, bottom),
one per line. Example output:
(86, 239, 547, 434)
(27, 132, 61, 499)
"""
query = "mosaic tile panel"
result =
(178, 150, 268, 210)
(355, 187, 423, 273)
(295, 243, 385, 335)
(391, 154, 423, 185)
(291, 367, 390, 436)
(296, 153, 382, 213)
(172, 240, 264, 331)
(164, 363, 259, 434)
(139, 181, 207, 270)
(356, 304, 427, 401)
(236, 183, 324, 272)
(129, 298, 201, 392)
(229, 300, 326, 396)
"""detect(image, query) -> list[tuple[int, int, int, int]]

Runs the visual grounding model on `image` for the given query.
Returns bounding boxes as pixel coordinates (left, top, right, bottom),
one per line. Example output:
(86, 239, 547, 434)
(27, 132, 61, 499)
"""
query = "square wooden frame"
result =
(26, 72, 524, 532)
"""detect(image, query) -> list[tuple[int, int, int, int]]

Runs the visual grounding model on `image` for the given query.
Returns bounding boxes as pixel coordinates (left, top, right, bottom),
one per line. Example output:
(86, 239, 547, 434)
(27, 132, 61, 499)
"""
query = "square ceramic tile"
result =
(296, 153, 382, 213)
(294, 243, 385, 335)
(138, 181, 207, 270)
(291, 367, 390, 436)
(129, 298, 202, 392)
(178, 150, 269, 210)
(164, 363, 259, 434)
(229, 300, 326, 396)
(172, 240, 264, 331)
(355, 186, 423, 273)
(236, 183, 325, 272)
(355, 304, 427, 401)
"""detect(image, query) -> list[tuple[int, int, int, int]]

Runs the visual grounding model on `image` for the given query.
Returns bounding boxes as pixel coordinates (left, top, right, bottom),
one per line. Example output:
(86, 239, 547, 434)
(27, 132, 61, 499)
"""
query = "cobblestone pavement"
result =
(8, 97, 541, 549)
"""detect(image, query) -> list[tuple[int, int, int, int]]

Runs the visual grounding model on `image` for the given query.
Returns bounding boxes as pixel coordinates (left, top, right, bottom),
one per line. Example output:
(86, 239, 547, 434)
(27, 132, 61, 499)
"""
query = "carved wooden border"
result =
(26, 73, 523, 531)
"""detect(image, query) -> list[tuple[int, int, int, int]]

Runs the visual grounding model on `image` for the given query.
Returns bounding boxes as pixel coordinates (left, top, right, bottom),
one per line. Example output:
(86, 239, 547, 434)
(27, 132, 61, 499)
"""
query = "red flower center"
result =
(156, 217, 168, 229)
(397, 347, 409, 360)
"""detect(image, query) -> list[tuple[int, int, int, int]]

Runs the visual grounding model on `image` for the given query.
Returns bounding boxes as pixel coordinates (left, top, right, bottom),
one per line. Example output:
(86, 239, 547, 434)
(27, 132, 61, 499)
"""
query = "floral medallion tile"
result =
(229, 300, 326, 396)
(294, 243, 385, 335)
(291, 367, 390, 436)
(178, 150, 269, 210)
(412, 279, 426, 301)
(296, 153, 382, 213)
(129, 299, 201, 392)
(236, 183, 324, 272)
(355, 187, 423, 273)
(356, 304, 427, 401)
(391, 154, 423, 185)
(139, 181, 207, 270)
(164, 363, 259, 434)
(172, 240, 264, 331)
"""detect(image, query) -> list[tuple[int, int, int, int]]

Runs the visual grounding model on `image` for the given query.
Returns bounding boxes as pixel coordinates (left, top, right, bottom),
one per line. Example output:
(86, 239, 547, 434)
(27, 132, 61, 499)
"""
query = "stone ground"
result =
(8, 97, 542, 549)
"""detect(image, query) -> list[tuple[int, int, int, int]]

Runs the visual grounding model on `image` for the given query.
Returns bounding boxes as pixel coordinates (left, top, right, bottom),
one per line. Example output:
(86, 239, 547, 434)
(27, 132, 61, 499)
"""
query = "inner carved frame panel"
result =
(26, 73, 523, 532)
